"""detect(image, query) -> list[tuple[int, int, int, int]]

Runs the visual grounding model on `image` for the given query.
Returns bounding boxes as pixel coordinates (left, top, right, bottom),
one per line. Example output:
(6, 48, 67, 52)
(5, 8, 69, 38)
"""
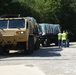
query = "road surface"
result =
(0, 42, 76, 75)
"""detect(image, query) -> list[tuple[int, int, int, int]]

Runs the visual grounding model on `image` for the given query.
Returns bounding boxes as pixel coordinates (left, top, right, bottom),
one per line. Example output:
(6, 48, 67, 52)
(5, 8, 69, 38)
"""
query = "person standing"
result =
(61, 31, 67, 47)
(58, 31, 62, 48)
(66, 31, 69, 47)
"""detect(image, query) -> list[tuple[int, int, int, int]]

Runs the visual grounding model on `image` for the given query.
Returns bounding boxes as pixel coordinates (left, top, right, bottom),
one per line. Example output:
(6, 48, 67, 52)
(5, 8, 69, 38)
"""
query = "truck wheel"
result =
(5, 50, 9, 54)
(42, 38, 50, 47)
(46, 38, 50, 47)
(0, 46, 4, 55)
(34, 38, 40, 50)
(55, 37, 58, 46)
(42, 40, 47, 47)
(55, 39, 58, 46)
(4, 47, 9, 54)
(25, 36, 34, 54)
(55, 42, 58, 46)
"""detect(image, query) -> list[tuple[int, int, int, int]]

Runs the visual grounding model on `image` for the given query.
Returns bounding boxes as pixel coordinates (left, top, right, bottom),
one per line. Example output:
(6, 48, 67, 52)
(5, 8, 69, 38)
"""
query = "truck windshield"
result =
(0, 20, 7, 29)
(9, 19, 25, 28)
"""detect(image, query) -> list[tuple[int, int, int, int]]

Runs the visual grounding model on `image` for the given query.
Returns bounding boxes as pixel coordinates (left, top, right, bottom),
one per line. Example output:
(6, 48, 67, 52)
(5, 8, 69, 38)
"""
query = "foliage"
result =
(0, 0, 76, 41)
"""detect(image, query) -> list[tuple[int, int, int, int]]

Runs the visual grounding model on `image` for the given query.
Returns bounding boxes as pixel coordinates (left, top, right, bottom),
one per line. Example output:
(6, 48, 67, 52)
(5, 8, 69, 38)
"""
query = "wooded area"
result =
(0, 0, 76, 41)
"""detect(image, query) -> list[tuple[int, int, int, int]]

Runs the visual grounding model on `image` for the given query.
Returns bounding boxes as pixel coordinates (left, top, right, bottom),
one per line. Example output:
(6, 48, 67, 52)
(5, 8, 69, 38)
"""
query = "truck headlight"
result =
(16, 31, 24, 35)
(21, 31, 24, 34)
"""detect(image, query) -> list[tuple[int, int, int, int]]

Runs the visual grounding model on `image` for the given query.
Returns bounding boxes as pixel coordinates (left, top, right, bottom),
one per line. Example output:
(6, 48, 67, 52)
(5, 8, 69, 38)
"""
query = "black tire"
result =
(42, 39, 47, 47)
(55, 39, 58, 46)
(42, 38, 50, 47)
(55, 36, 58, 46)
(0, 46, 4, 55)
(4, 47, 9, 54)
(25, 36, 34, 54)
(34, 38, 40, 50)
(46, 38, 50, 47)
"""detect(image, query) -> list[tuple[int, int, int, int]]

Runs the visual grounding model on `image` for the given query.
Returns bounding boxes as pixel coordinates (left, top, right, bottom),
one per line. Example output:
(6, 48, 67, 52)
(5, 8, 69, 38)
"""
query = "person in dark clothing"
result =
(66, 31, 70, 47)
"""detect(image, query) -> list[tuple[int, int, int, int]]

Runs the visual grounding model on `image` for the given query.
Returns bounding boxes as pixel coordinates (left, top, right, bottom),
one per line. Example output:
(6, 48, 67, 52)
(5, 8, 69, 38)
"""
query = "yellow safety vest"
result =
(62, 33, 67, 40)
(58, 33, 62, 40)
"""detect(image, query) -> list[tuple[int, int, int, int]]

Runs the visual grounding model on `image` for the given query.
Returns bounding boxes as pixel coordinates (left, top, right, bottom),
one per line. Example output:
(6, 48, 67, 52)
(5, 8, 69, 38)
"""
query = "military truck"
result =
(0, 17, 40, 55)
(38, 23, 61, 46)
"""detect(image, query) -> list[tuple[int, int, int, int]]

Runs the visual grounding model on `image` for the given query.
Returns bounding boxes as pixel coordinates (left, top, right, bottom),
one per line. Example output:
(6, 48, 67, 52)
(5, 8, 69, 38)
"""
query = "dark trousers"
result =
(61, 40, 66, 47)
(58, 40, 61, 48)
(66, 39, 69, 47)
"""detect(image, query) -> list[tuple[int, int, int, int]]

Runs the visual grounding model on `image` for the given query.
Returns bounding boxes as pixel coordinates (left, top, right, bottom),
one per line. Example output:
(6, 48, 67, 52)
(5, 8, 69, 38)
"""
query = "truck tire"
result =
(34, 38, 40, 50)
(0, 46, 4, 55)
(55, 38, 58, 46)
(4, 46, 9, 54)
(42, 39, 47, 47)
(25, 36, 34, 54)
(42, 38, 50, 47)
(54, 36, 58, 46)
(46, 38, 50, 46)
(55, 41, 58, 46)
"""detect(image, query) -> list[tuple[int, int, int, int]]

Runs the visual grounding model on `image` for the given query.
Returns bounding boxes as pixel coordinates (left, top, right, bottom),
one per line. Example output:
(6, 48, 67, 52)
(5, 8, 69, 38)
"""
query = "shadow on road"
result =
(0, 46, 63, 59)
(31, 47, 62, 57)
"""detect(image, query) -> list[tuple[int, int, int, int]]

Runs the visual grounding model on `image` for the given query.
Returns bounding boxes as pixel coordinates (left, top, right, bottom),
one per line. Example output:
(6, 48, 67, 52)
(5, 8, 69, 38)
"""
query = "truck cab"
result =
(0, 17, 40, 55)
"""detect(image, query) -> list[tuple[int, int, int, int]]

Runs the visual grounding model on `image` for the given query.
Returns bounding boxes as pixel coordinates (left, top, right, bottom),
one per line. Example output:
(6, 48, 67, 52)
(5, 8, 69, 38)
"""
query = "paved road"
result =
(0, 42, 76, 75)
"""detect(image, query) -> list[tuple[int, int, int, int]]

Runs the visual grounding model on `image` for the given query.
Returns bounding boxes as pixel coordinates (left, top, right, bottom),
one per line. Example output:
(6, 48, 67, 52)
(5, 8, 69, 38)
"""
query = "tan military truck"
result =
(0, 17, 40, 55)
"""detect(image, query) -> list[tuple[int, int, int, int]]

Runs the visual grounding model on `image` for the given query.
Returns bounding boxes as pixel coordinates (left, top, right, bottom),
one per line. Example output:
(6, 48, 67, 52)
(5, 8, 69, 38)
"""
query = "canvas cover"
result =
(38, 23, 60, 35)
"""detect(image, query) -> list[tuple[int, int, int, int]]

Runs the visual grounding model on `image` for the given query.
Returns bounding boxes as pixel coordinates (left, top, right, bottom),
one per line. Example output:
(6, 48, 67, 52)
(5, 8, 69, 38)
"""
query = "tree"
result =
(58, 0, 76, 34)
